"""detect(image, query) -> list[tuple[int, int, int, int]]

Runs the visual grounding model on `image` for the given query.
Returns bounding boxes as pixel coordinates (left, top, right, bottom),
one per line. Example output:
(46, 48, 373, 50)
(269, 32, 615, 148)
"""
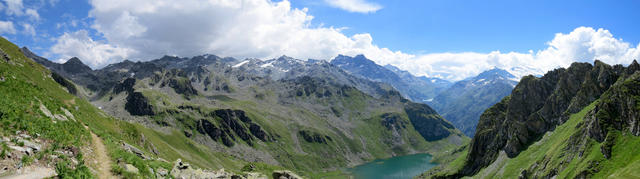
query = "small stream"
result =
(348, 153, 437, 179)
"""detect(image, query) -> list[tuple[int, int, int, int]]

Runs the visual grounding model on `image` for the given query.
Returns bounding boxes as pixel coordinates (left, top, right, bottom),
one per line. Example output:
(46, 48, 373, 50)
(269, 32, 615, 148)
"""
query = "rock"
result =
(123, 164, 139, 174)
(245, 172, 267, 179)
(184, 130, 193, 138)
(156, 167, 168, 176)
(298, 130, 327, 144)
(9, 146, 32, 155)
(171, 159, 238, 179)
(272, 170, 301, 179)
(60, 107, 76, 121)
(113, 78, 136, 94)
(53, 114, 68, 121)
(122, 142, 147, 159)
(39, 104, 54, 120)
(125, 92, 154, 116)
(51, 72, 78, 95)
(166, 78, 198, 97)
(19, 140, 41, 152)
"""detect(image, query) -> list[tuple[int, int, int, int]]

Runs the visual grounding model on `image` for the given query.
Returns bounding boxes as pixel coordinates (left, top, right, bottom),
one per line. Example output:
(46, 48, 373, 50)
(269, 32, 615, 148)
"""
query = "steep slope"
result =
(424, 60, 640, 178)
(331, 54, 450, 102)
(428, 68, 518, 136)
(28, 50, 467, 176)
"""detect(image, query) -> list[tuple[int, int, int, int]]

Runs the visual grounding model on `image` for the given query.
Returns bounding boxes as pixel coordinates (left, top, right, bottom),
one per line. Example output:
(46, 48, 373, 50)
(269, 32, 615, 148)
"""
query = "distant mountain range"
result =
(429, 68, 518, 136)
(331, 54, 451, 102)
(19, 46, 466, 177)
(332, 55, 517, 137)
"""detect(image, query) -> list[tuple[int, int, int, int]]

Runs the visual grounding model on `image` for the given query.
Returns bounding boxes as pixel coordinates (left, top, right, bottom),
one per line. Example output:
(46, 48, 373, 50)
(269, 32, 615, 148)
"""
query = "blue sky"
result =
(290, 0, 640, 53)
(1, 0, 639, 81)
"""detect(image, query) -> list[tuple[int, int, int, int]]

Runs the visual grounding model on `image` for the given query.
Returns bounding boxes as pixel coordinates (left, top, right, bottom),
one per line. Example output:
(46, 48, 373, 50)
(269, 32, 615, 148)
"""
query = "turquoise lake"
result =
(348, 153, 438, 179)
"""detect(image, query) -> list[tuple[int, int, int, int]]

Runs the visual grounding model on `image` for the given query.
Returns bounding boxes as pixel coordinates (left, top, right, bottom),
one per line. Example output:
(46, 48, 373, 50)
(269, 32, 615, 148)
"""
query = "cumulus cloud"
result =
(1, 0, 40, 20)
(49, 0, 639, 81)
(53, 0, 399, 68)
(50, 30, 132, 68)
(0, 20, 16, 34)
(324, 0, 382, 13)
(384, 27, 640, 81)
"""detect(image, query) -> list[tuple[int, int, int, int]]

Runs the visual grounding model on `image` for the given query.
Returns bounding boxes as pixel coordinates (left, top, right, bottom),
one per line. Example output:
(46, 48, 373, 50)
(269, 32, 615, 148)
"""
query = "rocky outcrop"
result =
(166, 78, 198, 97)
(197, 119, 234, 147)
(197, 109, 271, 147)
(404, 103, 454, 141)
(272, 170, 302, 179)
(51, 72, 77, 95)
(298, 130, 330, 144)
(381, 113, 407, 130)
(453, 60, 640, 177)
(114, 78, 136, 94)
(584, 71, 640, 147)
(125, 92, 154, 116)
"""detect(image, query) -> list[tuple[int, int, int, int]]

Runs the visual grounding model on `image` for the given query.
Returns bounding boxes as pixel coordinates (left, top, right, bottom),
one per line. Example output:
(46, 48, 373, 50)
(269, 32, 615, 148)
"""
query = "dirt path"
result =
(85, 125, 117, 179)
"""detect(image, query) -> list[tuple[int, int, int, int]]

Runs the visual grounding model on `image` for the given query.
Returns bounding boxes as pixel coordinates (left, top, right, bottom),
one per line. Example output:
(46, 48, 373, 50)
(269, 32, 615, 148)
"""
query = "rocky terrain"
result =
(21, 44, 467, 177)
(423, 60, 640, 178)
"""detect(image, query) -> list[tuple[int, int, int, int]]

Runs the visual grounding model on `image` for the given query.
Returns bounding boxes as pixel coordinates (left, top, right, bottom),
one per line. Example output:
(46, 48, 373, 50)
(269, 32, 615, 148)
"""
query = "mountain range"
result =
(424, 59, 640, 178)
(332, 55, 518, 137)
(6, 41, 468, 178)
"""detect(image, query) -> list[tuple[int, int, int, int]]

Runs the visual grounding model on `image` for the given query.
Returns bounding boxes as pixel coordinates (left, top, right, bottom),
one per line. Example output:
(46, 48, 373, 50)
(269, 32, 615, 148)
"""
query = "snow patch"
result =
(232, 60, 250, 68)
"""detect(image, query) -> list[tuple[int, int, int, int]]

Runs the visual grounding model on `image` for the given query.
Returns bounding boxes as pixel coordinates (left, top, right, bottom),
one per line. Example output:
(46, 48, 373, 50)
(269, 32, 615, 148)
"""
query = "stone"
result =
(272, 170, 301, 179)
(123, 164, 139, 174)
(122, 142, 147, 159)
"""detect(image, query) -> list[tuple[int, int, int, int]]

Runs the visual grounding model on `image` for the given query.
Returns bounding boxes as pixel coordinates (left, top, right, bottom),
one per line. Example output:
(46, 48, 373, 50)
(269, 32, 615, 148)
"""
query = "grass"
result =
(467, 99, 640, 178)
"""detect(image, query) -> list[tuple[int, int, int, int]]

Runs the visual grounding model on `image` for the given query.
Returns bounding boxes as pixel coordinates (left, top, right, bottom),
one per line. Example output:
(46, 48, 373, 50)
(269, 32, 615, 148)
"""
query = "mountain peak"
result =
(65, 57, 83, 64)
(475, 68, 516, 80)
(62, 57, 92, 74)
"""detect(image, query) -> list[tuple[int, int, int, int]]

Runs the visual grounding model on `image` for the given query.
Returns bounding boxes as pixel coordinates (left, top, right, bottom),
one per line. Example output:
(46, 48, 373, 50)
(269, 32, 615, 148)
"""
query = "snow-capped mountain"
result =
(331, 54, 451, 102)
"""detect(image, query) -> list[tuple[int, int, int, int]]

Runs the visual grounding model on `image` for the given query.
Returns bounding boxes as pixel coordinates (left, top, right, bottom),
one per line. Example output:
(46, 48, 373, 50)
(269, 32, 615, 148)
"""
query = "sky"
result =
(0, 0, 639, 81)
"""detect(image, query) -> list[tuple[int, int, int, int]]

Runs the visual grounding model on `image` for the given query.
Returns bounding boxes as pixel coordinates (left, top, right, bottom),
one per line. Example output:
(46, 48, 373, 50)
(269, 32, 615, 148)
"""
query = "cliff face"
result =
(458, 60, 640, 176)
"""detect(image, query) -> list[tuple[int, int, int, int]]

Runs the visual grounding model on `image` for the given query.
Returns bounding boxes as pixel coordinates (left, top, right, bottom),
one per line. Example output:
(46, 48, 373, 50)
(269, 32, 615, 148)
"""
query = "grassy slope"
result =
(0, 37, 287, 178)
(466, 101, 640, 178)
(1, 36, 94, 177)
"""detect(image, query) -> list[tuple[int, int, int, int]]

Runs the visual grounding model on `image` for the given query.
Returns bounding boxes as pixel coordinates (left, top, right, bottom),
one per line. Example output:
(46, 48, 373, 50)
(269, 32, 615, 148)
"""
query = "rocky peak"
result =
(627, 59, 640, 74)
(455, 60, 639, 177)
(62, 57, 93, 74)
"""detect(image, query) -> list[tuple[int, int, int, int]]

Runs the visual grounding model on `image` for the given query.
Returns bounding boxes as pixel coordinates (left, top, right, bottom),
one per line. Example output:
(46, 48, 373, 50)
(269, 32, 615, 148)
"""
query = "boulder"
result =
(123, 164, 139, 174)
(272, 170, 302, 179)
(122, 142, 147, 159)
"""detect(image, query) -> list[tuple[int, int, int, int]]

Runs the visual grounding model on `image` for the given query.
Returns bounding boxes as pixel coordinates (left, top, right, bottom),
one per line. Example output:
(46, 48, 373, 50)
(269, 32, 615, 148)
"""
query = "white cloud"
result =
(21, 23, 34, 36)
(24, 8, 39, 20)
(52, 0, 397, 68)
(324, 0, 382, 13)
(49, 0, 639, 81)
(50, 30, 132, 68)
(380, 27, 640, 81)
(3, 0, 23, 16)
(0, 20, 16, 34)
(1, 0, 40, 20)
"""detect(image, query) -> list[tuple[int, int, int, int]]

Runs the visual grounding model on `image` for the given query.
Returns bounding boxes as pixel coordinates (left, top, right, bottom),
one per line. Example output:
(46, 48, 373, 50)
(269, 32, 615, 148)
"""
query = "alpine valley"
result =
(1, 36, 469, 178)
(1, 2, 639, 178)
